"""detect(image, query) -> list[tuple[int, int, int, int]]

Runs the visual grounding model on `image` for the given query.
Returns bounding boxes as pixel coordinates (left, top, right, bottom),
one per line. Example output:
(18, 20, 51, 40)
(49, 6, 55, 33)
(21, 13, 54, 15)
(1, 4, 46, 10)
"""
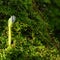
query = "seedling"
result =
(8, 15, 16, 47)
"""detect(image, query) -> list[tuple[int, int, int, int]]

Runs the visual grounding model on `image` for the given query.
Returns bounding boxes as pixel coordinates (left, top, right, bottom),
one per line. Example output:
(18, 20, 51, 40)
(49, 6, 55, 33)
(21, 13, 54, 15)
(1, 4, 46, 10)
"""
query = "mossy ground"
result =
(0, 0, 60, 60)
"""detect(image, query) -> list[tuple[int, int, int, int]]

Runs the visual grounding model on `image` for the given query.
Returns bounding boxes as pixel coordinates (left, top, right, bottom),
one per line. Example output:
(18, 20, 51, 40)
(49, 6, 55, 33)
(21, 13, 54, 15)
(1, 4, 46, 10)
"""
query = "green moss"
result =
(0, 0, 60, 60)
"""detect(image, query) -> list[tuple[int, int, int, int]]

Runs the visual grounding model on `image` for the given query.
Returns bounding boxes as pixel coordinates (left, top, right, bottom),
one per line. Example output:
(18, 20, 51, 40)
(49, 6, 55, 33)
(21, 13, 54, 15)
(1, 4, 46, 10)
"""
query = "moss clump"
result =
(0, 0, 60, 60)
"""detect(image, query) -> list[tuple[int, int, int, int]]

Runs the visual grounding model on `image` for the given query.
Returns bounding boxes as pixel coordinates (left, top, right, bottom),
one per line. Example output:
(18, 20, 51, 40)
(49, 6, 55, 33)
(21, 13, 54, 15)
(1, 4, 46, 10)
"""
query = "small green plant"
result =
(8, 15, 16, 47)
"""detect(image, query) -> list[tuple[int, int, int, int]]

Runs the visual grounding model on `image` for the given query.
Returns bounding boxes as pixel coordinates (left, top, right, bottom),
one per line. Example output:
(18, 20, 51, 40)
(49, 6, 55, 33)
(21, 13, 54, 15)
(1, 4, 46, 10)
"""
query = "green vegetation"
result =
(0, 0, 60, 60)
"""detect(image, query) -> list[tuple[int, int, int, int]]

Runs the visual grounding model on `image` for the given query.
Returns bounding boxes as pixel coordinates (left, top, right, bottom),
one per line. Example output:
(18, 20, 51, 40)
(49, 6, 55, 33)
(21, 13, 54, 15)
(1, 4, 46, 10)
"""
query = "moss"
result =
(0, 0, 60, 60)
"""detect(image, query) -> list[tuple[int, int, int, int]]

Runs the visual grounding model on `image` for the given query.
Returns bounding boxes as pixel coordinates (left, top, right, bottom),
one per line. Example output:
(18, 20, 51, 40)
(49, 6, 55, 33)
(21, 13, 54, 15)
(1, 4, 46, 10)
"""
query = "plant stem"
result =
(8, 25, 11, 47)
